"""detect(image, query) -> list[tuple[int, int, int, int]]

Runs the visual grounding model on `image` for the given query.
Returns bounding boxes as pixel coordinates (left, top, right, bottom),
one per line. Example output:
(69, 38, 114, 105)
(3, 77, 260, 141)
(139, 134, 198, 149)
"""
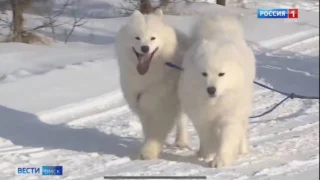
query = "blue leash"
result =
(165, 62, 319, 119)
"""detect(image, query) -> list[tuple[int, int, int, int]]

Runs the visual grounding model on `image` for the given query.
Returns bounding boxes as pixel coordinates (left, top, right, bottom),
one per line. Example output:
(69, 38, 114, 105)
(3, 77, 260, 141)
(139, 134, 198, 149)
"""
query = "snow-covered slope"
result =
(0, 2, 319, 180)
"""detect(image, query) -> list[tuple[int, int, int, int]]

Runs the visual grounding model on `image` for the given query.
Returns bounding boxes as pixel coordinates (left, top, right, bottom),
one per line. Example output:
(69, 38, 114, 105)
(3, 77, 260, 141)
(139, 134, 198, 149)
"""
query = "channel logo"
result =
(16, 167, 41, 175)
(257, 8, 298, 19)
(42, 166, 63, 176)
(16, 166, 63, 176)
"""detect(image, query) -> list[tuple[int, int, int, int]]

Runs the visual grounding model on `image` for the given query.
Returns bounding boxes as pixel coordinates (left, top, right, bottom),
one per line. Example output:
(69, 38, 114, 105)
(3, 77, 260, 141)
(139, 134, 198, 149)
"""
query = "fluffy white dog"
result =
(115, 9, 190, 160)
(178, 16, 256, 168)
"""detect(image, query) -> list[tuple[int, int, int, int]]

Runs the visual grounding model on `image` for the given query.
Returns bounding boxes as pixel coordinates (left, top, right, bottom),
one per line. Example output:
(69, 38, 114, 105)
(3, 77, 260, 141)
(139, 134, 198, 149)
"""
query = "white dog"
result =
(115, 9, 190, 160)
(178, 16, 256, 168)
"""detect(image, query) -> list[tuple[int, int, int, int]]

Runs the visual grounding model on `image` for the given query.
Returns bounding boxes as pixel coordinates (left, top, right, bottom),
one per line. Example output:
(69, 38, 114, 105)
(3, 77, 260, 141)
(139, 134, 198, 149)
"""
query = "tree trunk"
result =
(160, 0, 170, 7)
(11, 0, 23, 41)
(10, 0, 33, 42)
(216, 0, 227, 6)
(140, 0, 152, 14)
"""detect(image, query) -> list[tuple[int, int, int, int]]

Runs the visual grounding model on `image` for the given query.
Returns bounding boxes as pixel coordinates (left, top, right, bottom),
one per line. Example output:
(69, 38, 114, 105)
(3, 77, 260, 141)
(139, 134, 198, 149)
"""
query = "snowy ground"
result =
(0, 1, 319, 180)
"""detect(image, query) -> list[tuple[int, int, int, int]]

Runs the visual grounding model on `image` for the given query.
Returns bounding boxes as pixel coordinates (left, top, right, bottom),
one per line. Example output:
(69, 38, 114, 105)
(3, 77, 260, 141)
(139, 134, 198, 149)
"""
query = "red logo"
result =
(288, 9, 298, 18)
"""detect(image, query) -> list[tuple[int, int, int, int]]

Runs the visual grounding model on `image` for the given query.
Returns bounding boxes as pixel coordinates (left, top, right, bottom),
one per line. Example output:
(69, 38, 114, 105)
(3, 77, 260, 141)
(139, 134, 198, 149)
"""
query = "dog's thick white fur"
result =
(178, 16, 256, 168)
(115, 9, 190, 160)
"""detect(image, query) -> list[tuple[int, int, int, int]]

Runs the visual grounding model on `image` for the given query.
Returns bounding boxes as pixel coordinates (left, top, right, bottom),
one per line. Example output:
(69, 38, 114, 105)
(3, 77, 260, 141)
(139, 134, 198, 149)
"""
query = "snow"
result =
(0, 1, 319, 180)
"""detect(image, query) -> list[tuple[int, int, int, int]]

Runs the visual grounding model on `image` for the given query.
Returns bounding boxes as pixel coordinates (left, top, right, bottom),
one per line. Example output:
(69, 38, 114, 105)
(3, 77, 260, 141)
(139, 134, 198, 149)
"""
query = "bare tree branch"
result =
(64, 0, 88, 43)
(29, 0, 75, 40)
(0, 17, 10, 24)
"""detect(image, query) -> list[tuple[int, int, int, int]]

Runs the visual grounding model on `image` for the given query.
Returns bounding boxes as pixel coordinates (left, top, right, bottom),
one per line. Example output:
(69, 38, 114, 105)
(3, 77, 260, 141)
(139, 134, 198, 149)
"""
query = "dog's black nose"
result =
(207, 86, 216, 96)
(141, 46, 149, 53)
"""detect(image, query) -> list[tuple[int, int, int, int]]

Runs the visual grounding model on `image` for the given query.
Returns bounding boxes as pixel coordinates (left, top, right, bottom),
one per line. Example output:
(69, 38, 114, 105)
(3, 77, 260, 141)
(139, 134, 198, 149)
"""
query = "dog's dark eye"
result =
(218, 72, 225, 77)
(150, 37, 156, 40)
(135, 37, 140, 40)
(202, 72, 208, 77)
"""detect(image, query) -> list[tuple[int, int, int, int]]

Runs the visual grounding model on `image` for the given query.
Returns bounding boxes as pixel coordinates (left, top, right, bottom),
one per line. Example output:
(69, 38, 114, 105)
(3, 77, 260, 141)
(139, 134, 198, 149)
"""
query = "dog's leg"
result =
(239, 119, 249, 155)
(210, 122, 242, 168)
(196, 123, 216, 161)
(239, 132, 249, 155)
(139, 138, 162, 160)
(174, 112, 191, 150)
(139, 111, 177, 160)
(137, 82, 182, 160)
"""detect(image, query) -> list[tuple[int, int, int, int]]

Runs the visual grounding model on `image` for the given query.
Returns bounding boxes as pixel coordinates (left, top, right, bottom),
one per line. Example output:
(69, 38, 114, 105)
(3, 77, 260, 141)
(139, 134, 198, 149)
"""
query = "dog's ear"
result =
(131, 10, 144, 19)
(129, 10, 145, 25)
(154, 9, 163, 18)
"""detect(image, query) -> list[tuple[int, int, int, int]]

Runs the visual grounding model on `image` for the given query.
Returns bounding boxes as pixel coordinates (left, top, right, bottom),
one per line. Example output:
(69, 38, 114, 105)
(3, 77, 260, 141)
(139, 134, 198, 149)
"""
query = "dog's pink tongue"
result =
(136, 54, 151, 75)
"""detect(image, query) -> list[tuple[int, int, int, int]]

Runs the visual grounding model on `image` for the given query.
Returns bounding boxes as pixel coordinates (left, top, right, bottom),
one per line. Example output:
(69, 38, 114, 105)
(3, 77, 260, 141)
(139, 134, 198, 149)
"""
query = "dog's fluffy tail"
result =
(191, 16, 245, 42)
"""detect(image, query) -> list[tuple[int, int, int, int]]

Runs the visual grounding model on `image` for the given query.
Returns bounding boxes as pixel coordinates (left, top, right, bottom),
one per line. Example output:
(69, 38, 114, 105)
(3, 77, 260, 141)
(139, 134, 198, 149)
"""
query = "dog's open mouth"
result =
(133, 47, 159, 75)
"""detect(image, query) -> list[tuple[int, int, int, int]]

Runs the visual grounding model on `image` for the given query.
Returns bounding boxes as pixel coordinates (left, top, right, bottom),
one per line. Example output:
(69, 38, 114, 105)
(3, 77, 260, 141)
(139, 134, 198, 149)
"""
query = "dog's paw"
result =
(210, 157, 224, 168)
(139, 140, 162, 160)
(139, 149, 159, 160)
(210, 154, 235, 168)
(139, 153, 158, 160)
(174, 140, 192, 150)
(197, 150, 215, 162)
